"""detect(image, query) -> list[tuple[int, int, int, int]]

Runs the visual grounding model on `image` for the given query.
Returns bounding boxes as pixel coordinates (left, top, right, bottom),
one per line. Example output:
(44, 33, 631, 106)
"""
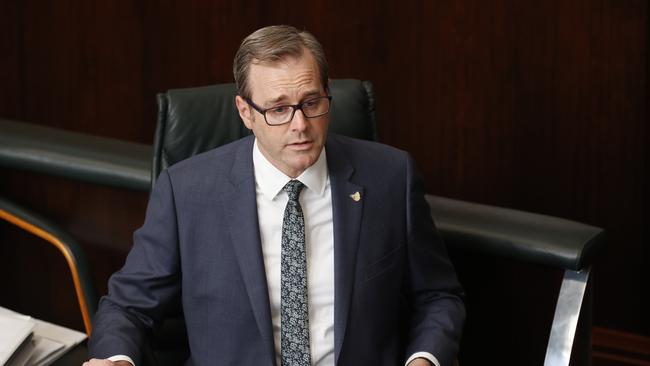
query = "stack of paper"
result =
(0, 314, 35, 365)
(0, 307, 86, 366)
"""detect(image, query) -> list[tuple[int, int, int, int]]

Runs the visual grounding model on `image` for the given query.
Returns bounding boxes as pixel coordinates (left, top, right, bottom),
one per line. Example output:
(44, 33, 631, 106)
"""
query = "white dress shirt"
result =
(252, 140, 438, 366)
(253, 139, 335, 366)
(109, 139, 439, 366)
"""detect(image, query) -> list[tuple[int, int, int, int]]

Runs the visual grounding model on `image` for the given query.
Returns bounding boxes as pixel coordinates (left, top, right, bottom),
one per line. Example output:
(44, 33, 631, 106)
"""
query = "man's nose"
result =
(289, 109, 308, 131)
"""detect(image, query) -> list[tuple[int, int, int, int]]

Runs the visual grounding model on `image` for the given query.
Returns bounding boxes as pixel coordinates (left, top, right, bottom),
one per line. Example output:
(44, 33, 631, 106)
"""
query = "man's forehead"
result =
(248, 53, 323, 101)
(249, 50, 317, 75)
(250, 47, 310, 67)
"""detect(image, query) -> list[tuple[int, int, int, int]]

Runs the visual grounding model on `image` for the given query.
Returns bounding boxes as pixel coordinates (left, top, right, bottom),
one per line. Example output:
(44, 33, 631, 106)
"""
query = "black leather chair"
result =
(0, 79, 604, 365)
(0, 119, 152, 336)
(152, 79, 604, 366)
(0, 196, 98, 336)
(144, 79, 380, 366)
(152, 79, 378, 188)
(0, 118, 150, 336)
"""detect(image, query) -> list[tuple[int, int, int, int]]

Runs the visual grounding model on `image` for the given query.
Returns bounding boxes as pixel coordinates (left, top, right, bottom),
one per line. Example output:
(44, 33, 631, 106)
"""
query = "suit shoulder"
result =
(161, 135, 253, 192)
(166, 135, 252, 175)
(327, 133, 409, 167)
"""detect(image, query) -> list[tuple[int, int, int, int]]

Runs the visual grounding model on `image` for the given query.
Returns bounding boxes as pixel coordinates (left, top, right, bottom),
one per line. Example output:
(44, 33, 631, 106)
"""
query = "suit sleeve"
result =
(403, 154, 466, 366)
(89, 170, 182, 365)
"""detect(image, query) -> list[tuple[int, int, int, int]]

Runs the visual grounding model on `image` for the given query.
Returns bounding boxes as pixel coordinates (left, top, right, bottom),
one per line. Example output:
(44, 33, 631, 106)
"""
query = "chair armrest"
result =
(0, 118, 151, 191)
(0, 196, 98, 335)
(425, 194, 604, 271)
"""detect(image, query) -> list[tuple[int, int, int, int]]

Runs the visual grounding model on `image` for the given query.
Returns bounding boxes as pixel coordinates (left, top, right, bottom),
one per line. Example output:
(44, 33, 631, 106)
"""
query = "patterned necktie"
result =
(281, 180, 311, 366)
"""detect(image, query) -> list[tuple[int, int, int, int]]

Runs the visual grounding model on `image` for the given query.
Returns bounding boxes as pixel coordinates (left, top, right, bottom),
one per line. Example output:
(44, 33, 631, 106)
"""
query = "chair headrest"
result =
(152, 79, 378, 188)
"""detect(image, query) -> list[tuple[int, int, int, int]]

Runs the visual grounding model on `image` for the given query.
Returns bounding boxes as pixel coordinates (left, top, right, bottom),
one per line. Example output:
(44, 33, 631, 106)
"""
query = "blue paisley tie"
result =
(281, 180, 311, 366)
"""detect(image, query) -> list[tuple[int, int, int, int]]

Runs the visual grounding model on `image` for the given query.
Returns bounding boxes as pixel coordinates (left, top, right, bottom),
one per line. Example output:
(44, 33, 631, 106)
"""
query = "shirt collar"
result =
(252, 138, 329, 200)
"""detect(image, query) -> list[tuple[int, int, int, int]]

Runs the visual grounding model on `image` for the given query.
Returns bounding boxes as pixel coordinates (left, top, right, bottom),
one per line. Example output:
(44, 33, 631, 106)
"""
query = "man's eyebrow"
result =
(301, 90, 322, 99)
(263, 90, 322, 106)
(265, 95, 289, 106)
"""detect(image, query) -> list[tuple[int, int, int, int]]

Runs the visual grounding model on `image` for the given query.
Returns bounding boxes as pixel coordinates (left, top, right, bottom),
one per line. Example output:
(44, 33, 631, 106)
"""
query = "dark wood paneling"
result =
(139, 1, 263, 139)
(448, 248, 562, 364)
(15, 2, 145, 139)
(505, 0, 648, 336)
(0, 221, 84, 330)
(1, 0, 647, 355)
(0, 1, 21, 118)
(593, 327, 650, 366)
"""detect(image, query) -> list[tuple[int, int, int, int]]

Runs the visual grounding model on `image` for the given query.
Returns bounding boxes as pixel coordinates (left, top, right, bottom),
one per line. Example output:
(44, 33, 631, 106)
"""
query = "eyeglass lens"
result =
(265, 97, 330, 125)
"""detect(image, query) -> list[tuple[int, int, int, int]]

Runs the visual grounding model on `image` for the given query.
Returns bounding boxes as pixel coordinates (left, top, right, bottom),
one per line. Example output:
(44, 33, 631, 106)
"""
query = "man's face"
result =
(235, 50, 329, 178)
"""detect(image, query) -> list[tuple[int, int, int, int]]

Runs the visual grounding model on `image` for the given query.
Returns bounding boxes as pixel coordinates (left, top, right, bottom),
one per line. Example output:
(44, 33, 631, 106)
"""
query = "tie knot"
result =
(283, 180, 305, 201)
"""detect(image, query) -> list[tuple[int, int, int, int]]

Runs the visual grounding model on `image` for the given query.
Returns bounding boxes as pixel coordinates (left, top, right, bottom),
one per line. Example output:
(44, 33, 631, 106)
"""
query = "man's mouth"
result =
(287, 140, 313, 150)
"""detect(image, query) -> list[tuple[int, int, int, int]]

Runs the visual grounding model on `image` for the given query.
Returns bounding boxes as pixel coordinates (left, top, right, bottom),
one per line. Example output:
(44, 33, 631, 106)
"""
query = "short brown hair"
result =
(233, 25, 329, 98)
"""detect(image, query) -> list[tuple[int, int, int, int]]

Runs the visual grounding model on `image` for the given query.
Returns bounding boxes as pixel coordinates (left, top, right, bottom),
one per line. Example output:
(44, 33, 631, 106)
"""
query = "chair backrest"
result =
(152, 79, 378, 190)
(150, 77, 601, 366)
(146, 78, 378, 366)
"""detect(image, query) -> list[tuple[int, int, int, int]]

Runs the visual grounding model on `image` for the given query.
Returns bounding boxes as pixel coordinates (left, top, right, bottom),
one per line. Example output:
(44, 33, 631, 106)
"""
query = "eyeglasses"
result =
(243, 96, 332, 126)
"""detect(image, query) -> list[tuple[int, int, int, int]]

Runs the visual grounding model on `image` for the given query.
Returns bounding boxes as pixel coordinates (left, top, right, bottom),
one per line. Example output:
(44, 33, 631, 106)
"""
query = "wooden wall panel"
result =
(0, 1, 21, 118)
(0, 0, 647, 358)
(14, 2, 145, 140)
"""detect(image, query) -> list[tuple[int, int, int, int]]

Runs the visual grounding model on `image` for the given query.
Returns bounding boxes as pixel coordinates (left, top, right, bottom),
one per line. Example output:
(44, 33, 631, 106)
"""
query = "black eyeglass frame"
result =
(243, 96, 333, 126)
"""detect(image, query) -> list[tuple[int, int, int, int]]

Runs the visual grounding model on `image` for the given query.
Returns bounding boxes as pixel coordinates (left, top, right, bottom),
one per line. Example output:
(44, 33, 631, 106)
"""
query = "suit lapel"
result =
(219, 137, 276, 365)
(217, 135, 365, 365)
(326, 136, 365, 364)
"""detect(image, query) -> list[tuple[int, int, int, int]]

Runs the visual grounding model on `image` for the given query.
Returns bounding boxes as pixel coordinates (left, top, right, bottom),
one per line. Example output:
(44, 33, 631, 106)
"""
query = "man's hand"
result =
(407, 358, 434, 366)
(82, 359, 132, 366)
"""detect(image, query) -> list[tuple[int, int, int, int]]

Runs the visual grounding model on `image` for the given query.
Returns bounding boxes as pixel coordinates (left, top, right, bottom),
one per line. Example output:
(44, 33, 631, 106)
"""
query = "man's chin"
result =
(285, 156, 318, 175)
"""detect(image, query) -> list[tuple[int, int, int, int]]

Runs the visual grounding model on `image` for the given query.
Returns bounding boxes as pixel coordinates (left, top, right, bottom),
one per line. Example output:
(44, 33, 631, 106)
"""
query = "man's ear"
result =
(235, 95, 253, 130)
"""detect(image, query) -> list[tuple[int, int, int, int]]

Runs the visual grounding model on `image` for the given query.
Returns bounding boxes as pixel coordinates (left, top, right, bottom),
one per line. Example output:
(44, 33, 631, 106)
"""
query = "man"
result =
(86, 25, 465, 366)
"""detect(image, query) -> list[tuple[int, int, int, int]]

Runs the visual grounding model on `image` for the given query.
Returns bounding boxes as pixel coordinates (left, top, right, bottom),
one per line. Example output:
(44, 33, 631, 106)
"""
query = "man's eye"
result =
(303, 100, 318, 108)
(270, 106, 288, 114)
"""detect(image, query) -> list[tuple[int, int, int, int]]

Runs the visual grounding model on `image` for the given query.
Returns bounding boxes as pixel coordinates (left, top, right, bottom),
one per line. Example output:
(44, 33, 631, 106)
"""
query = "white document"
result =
(7, 339, 35, 366)
(0, 307, 86, 366)
(0, 314, 35, 365)
(25, 336, 64, 366)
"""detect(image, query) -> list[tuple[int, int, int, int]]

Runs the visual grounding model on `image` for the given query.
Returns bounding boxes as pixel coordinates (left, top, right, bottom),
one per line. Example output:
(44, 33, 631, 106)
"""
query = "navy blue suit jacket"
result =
(90, 134, 465, 366)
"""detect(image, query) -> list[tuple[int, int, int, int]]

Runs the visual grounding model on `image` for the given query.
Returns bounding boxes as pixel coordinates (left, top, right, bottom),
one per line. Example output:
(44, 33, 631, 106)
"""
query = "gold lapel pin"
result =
(350, 191, 361, 202)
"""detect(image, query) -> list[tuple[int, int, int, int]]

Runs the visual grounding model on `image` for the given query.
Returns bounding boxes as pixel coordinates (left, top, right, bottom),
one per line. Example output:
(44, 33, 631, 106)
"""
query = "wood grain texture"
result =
(593, 327, 650, 366)
(0, 0, 647, 360)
